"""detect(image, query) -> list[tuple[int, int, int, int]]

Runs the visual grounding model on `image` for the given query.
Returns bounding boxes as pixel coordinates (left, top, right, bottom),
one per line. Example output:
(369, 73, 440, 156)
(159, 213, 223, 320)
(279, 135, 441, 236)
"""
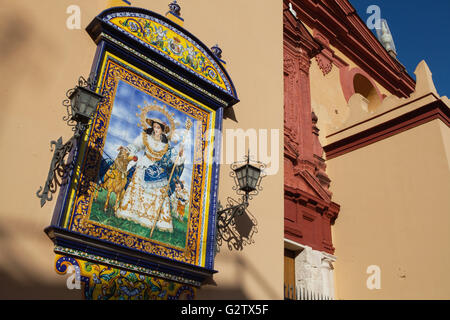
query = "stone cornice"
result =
(324, 96, 450, 159)
(283, 3, 322, 59)
(288, 0, 415, 98)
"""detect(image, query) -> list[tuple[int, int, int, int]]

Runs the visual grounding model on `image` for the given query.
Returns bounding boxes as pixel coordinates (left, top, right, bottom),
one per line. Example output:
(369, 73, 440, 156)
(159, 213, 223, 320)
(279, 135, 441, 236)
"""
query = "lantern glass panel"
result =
(70, 87, 102, 123)
(247, 165, 261, 189)
(233, 164, 262, 193)
(241, 176, 247, 189)
(234, 166, 247, 190)
(69, 91, 79, 112)
(79, 91, 90, 114)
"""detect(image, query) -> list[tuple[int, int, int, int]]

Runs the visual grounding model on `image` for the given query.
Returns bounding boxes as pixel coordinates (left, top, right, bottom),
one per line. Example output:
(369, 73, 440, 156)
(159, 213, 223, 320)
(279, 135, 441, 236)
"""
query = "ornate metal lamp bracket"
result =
(215, 153, 266, 254)
(36, 75, 103, 207)
(215, 197, 249, 253)
(36, 137, 77, 207)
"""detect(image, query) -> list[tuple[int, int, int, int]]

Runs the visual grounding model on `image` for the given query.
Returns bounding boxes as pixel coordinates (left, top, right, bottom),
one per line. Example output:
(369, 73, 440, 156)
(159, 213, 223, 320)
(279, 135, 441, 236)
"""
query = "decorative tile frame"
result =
(47, 6, 239, 287)
(61, 52, 215, 268)
(55, 254, 196, 300)
(99, 33, 228, 106)
(104, 12, 233, 94)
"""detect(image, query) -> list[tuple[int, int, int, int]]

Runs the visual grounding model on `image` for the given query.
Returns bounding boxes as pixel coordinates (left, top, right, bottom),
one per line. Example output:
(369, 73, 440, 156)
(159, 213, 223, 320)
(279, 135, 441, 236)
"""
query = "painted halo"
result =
(138, 102, 176, 140)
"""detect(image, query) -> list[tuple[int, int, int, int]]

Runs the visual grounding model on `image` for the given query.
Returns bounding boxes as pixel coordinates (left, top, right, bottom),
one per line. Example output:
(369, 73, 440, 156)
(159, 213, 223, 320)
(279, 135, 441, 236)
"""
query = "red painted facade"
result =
(283, 0, 416, 255)
(283, 3, 339, 254)
(289, 0, 415, 98)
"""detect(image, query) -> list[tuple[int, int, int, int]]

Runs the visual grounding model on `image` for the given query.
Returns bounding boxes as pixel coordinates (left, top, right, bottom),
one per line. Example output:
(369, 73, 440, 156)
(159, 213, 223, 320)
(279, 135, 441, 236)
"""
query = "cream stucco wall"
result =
(0, 0, 283, 299)
(328, 119, 450, 299)
(306, 23, 450, 298)
(304, 22, 393, 148)
(309, 58, 350, 140)
(289, 6, 450, 301)
(326, 44, 392, 97)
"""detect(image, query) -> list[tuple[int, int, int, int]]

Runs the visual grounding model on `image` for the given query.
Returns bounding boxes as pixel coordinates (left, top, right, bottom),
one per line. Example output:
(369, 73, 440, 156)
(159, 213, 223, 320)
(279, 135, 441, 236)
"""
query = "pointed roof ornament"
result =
(168, 0, 181, 17)
(166, 1, 184, 26)
(376, 19, 397, 59)
(312, 111, 318, 124)
(211, 43, 227, 66)
(288, 3, 298, 19)
(413, 60, 439, 97)
(211, 44, 222, 59)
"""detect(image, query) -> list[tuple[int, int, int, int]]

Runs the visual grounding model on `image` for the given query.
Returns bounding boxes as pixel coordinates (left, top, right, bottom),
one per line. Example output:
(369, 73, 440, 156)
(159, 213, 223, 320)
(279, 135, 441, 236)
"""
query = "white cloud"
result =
(107, 118, 140, 143)
(110, 101, 140, 127)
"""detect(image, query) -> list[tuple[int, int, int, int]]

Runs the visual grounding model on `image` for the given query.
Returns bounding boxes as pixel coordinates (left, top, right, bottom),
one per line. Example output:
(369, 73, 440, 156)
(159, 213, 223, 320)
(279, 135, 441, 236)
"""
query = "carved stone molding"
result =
(284, 122, 300, 162)
(284, 57, 296, 75)
(294, 246, 336, 299)
(284, 0, 340, 255)
(315, 54, 333, 76)
(299, 53, 312, 75)
(288, 0, 415, 97)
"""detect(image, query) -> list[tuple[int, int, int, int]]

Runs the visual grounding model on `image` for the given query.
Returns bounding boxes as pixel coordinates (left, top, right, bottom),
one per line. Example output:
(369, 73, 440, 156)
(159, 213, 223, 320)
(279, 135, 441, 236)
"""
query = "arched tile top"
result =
(89, 7, 238, 101)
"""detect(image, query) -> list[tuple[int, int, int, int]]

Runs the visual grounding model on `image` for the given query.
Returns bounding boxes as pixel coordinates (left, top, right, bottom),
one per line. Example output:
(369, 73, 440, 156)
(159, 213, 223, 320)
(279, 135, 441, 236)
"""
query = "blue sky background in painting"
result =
(350, 0, 450, 96)
(102, 80, 196, 191)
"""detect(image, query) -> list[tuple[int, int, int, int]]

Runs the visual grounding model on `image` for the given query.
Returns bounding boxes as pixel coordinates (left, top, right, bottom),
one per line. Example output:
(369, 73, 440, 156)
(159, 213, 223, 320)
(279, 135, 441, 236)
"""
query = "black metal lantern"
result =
(69, 86, 103, 124)
(234, 162, 262, 193)
(37, 76, 104, 207)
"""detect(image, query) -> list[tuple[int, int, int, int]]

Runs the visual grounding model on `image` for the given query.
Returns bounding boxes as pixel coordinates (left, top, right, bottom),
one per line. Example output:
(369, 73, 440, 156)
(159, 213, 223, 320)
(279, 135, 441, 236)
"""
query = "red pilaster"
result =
(283, 3, 339, 254)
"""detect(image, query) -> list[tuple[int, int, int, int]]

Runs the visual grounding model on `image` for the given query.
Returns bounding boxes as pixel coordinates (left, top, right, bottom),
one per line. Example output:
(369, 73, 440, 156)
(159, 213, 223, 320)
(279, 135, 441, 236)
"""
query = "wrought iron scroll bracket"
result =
(37, 74, 101, 208)
(214, 154, 266, 254)
(36, 136, 78, 208)
(214, 195, 258, 255)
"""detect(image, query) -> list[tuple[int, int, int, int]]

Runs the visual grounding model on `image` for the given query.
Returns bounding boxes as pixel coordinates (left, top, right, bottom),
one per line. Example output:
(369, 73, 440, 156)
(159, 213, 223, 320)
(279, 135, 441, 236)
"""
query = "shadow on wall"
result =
(0, 10, 30, 129)
(216, 200, 258, 252)
(196, 286, 249, 300)
(0, 221, 82, 300)
(223, 106, 238, 122)
(353, 73, 382, 113)
(0, 270, 81, 300)
(197, 254, 279, 300)
(0, 14, 29, 61)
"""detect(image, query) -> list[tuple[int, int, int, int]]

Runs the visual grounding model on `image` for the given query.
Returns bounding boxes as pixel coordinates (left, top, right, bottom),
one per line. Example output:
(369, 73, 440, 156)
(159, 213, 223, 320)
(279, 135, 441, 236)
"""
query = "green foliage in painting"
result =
(90, 189, 189, 248)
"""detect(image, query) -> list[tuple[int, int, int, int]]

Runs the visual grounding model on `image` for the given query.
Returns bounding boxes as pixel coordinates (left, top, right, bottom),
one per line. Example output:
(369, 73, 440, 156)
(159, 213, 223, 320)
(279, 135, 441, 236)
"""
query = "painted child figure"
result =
(170, 180, 189, 221)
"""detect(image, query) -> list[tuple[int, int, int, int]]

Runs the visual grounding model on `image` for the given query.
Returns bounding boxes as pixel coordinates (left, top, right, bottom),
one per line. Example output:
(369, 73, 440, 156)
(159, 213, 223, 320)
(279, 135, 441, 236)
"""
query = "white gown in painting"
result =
(115, 123, 184, 233)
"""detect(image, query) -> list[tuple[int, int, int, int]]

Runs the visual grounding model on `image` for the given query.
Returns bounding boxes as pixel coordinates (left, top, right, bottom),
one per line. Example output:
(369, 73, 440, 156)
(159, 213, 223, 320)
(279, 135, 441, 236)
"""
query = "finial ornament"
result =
(376, 19, 397, 58)
(211, 44, 223, 59)
(168, 0, 181, 17)
(288, 2, 298, 18)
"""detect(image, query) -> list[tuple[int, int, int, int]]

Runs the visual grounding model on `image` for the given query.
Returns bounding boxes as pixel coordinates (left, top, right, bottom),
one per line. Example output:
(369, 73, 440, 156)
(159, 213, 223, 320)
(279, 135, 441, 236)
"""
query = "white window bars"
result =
(284, 284, 333, 300)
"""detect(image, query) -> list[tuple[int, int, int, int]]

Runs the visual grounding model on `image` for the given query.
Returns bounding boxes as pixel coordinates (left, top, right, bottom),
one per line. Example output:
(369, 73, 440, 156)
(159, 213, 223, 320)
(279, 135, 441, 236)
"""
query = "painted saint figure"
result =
(115, 118, 184, 233)
(170, 180, 189, 221)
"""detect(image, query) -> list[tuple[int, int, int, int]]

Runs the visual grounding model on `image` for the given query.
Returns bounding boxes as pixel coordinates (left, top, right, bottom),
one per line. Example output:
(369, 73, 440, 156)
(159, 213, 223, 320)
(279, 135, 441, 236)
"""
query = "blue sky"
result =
(350, 0, 450, 96)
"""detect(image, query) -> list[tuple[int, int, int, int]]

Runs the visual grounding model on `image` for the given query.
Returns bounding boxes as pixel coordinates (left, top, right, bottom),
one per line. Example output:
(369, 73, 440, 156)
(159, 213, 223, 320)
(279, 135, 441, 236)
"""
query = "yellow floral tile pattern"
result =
(109, 16, 229, 92)
(55, 254, 196, 300)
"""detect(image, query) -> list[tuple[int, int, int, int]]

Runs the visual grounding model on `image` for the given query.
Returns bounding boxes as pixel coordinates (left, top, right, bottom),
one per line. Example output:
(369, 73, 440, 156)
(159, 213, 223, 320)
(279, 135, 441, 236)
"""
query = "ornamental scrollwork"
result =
(55, 254, 196, 300)
(215, 197, 258, 253)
